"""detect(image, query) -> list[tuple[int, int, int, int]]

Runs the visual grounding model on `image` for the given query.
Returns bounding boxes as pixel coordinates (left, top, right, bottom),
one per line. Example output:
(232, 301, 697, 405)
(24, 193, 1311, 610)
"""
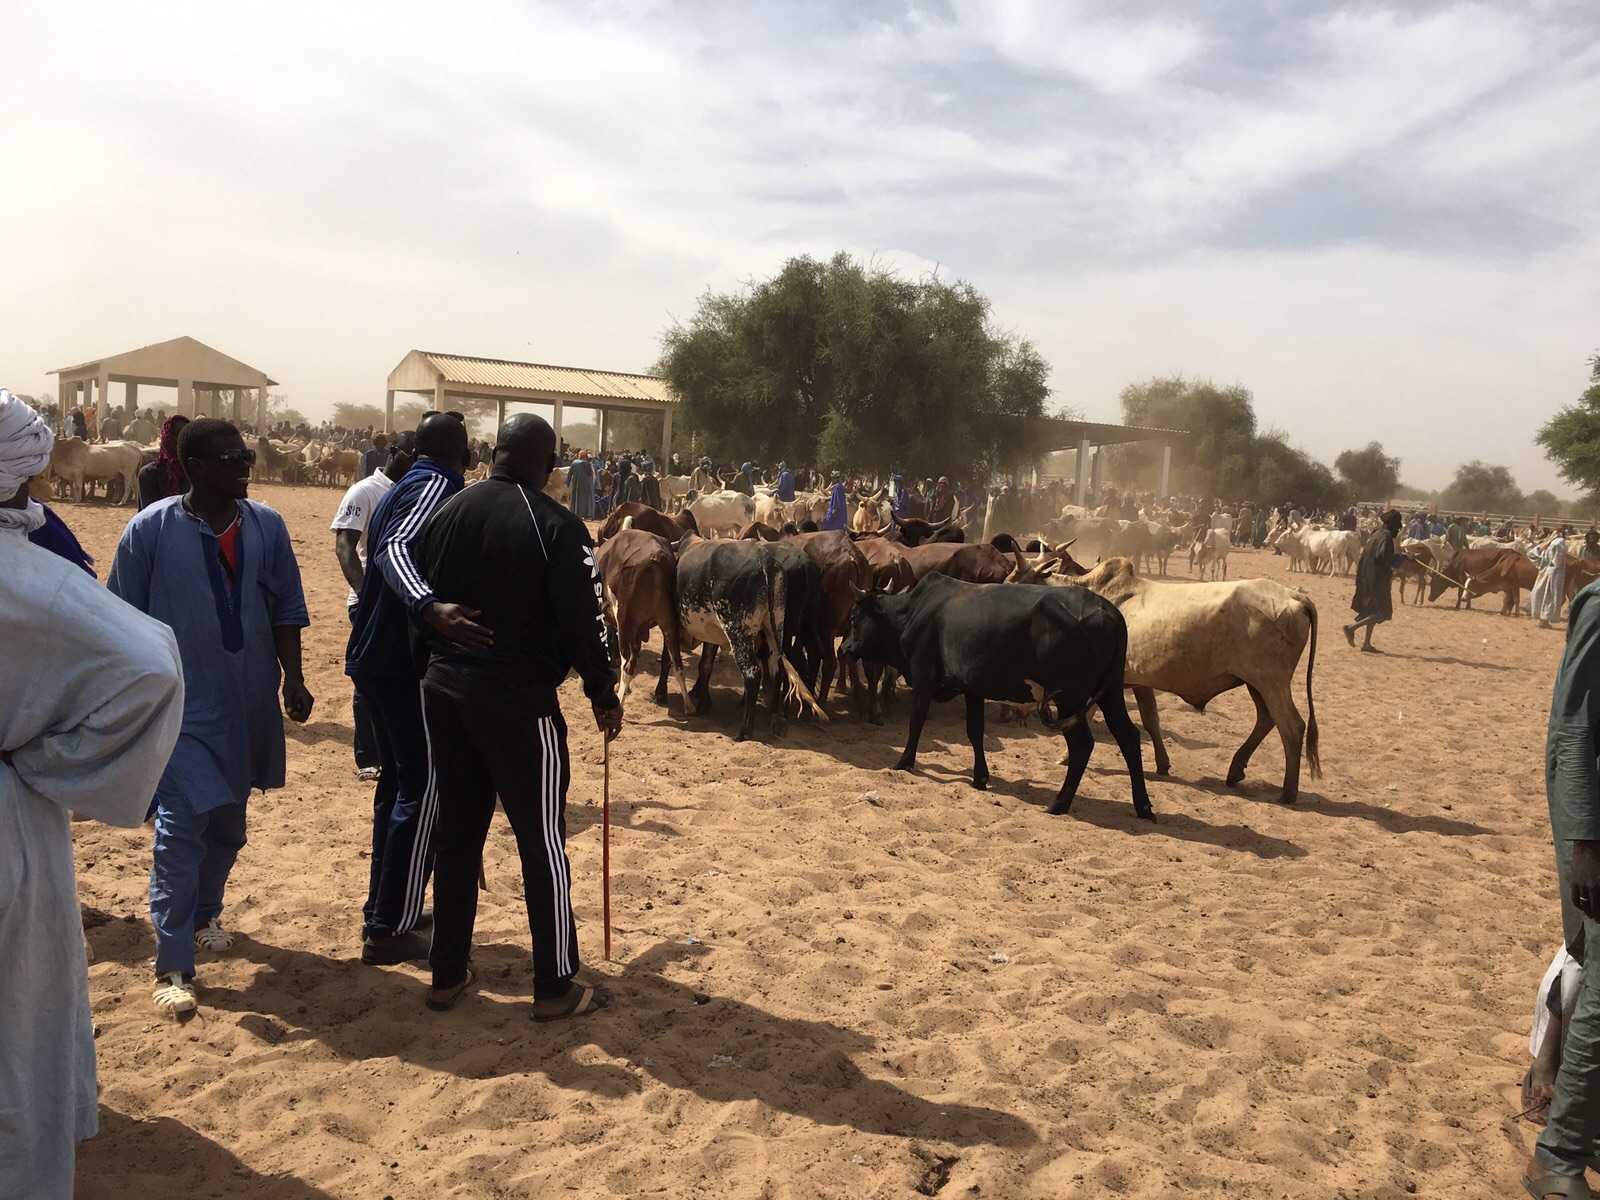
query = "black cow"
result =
(839, 572, 1154, 819)
(674, 536, 822, 741)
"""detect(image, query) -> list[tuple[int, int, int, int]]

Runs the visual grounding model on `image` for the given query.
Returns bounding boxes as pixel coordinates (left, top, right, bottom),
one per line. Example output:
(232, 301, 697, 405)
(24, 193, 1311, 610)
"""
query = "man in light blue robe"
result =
(107, 418, 312, 1015)
(567, 452, 595, 519)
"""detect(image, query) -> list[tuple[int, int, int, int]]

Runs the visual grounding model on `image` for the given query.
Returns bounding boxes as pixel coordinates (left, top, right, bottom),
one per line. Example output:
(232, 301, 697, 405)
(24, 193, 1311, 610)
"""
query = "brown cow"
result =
(897, 540, 1012, 584)
(597, 501, 698, 544)
(1428, 546, 1534, 614)
(594, 529, 689, 713)
(853, 535, 916, 594)
(1567, 557, 1600, 602)
(786, 530, 877, 720)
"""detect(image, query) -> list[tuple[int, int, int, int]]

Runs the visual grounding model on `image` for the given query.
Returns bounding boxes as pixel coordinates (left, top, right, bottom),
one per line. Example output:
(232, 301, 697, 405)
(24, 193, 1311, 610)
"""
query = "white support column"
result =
(384, 389, 395, 434)
(496, 398, 506, 433)
(552, 395, 564, 441)
(177, 378, 194, 418)
(434, 379, 446, 413)
(125, 381, 139, 417)
(1157, 441, 1172, 499)
(661, 406, 673, 466)
(596, 408, 608, 453)
(1090, 448, 1103, 500)
(1072, 434, 1091, 507)
(259, 385, 270, 430)
(96, 371, 109, 432)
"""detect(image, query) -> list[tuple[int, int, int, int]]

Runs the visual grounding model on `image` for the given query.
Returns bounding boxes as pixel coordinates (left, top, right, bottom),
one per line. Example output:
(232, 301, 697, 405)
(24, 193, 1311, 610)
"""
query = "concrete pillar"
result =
(258, 386, 270, 430)
(661, 406, 673, 466)
(1090, 448, 1103, 500)
(496, 398, 507, 433)
(596, 408, 608, 452)
(125, 381, 139, 416)
(1072, 434, 1091, 507)
(177, 378, 194, 416)
(1157, 441, 1172, 499)
(552, 395, 564, 440)
(96, 372, 109, 431)
(433, 379, 446, 413)
(384, 389, 395, 434)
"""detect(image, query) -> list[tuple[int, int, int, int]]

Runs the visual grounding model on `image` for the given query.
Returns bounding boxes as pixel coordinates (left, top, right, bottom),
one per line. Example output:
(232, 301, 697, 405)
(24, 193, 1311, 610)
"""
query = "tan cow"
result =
(1021, 557, 1320, 803)
(48, 437, 141, 505)
(315, 448, 360, 488)
(542, 465, 569, 506)
(851, 489, 886, 533)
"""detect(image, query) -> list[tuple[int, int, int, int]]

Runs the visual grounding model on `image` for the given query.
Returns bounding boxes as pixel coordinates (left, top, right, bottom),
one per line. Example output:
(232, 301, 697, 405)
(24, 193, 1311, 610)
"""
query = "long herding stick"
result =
(602, 734, 612, 962)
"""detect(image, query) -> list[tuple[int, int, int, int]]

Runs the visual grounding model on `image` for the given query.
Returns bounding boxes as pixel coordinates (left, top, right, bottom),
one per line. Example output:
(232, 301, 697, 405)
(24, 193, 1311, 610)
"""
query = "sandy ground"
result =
(55, 483, 1568, 1199)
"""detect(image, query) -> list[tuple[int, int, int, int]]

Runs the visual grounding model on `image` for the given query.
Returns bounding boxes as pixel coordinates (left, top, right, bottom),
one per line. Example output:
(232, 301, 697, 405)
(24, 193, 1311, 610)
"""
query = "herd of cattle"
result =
(61, 431, 1562, 821)
(567, 468, 1324, 824)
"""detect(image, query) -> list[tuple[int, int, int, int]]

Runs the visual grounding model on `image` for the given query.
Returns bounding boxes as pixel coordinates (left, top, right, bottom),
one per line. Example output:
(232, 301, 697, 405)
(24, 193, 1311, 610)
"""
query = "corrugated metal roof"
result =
(422, 352, 673, 404)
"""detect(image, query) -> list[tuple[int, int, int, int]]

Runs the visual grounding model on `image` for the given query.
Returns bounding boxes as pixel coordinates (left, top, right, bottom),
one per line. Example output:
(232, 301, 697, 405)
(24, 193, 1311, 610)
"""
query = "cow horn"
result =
(928, 515, 953, 529)
(1007, 548, 1027, 582)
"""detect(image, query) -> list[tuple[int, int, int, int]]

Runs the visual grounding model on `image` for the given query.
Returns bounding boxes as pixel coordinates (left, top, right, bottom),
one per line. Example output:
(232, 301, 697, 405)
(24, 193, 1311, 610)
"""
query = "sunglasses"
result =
(196, 448, 257, 467)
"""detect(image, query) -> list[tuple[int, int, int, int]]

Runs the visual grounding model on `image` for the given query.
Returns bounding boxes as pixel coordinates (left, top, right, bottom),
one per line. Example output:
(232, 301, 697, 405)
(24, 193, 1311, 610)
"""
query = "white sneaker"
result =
(194, 918, 235, 952)
(153, 972, 197, 1015)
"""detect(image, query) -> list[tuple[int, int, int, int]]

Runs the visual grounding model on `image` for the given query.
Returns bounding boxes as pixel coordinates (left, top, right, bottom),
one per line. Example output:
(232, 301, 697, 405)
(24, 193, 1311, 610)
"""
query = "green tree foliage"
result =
(1524, 489, 1564, 518)
(334, 400, 429, 432)
(1333, 442, 1401, 501)
(1537, 355, 1600, 495)
(1439, 460, 1523, 513)
(1114, 377, 1256, 498)
(1254, 430, 1344, 511)
(657, 253, 1051, 480)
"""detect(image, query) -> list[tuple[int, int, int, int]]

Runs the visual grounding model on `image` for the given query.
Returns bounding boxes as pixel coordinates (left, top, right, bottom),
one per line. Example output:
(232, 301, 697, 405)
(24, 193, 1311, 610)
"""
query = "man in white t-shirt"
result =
(331, 430, 417, 781)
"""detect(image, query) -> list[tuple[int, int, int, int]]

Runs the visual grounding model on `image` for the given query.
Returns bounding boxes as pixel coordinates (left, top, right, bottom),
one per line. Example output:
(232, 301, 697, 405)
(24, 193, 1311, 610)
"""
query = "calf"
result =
(840, 573, 1153, 818)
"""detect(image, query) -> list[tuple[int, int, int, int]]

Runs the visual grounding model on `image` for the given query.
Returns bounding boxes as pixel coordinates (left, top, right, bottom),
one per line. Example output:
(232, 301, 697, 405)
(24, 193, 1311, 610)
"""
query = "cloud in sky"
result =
(1, 0, 1596, 493)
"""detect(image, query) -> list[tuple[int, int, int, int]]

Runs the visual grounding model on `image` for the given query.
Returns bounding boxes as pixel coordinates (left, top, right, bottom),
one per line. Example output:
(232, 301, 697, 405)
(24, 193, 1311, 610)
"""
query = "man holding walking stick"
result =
(412, 413, 623, 1018)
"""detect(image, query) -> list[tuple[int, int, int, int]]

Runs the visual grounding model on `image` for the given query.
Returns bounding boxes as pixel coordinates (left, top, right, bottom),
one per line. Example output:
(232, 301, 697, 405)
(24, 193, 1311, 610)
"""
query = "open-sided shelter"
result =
(51, 336, 276, 428)
(385, 350, 675, 461)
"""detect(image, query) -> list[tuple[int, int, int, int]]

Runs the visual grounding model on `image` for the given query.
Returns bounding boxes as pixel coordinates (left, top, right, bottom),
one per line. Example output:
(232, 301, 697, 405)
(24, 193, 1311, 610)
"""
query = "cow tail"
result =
(1302, 596, 1321, 780)
(763, 554, 826, 722)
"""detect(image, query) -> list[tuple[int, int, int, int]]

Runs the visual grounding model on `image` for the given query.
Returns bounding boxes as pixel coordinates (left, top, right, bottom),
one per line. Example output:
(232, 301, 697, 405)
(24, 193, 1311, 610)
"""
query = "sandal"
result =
(153, 972, 197, 1016)
(1523, 1160, 1594, 1199)
(194, 918, 234, 952)
(532, 982, 613, 1023)
(425, 967, 476, 1012)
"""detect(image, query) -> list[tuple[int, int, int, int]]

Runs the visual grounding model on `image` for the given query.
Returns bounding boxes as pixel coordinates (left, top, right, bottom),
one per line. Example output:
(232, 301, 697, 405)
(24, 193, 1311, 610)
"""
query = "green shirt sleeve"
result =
(1548, 584, 1600, 841)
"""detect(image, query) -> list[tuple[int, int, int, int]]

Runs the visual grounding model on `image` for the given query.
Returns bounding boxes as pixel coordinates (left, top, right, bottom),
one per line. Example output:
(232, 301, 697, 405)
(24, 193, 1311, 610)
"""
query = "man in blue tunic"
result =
(774, 461, 795, 503)
(107, 418, 313, 1016)
(820, 474, 848, 531)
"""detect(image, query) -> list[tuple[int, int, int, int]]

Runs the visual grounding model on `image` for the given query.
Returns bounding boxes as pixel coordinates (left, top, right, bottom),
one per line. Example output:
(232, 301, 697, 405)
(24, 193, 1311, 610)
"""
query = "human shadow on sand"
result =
(205, 938, 1037, 1150)
(283, 720, 359, 746)
(77, 1107, 337, 1199)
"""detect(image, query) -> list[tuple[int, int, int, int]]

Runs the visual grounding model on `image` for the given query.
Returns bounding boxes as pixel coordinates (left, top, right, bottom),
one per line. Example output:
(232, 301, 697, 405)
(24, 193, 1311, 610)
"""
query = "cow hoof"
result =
(1137, 808, 1157, 823)
(1047, 799, 1073, 816)
(653, 689, 668, 705)
(1278, 794, 1298, 805)
(1225, 773, 1245, 788)
(692, 697, 712, 716)
(972, 775, 989, 791)
(769, 719, 788, 737)
(892, 757, 915, 773)
(731, 731, 750, 744)
(1155, 765, 1171, 777)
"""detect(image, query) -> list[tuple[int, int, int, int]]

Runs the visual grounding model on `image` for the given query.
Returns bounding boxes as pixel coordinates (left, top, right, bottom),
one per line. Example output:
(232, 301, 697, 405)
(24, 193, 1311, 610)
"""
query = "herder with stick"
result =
(1344, 508, 1403, 653)
(412, 413, 623, 1018)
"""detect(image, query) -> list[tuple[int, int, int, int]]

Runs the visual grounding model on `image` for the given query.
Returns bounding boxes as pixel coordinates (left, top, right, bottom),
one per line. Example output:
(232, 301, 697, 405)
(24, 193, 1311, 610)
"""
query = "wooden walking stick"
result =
(602, 733, 612, 962)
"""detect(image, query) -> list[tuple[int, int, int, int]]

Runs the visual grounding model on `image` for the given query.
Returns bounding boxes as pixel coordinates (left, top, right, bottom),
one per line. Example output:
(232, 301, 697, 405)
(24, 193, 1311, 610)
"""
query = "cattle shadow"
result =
(1173, 777, 1493, 838)
(564, 796, 685, 839)
(204, 938, 1037, 1150)
(77, 1107, 337, 1199)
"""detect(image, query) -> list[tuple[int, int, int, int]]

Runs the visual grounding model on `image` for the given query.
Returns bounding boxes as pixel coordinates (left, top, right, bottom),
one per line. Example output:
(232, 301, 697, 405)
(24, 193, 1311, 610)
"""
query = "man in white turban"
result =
(2, 383, 185, 1197)
(0, 388, 54, 538)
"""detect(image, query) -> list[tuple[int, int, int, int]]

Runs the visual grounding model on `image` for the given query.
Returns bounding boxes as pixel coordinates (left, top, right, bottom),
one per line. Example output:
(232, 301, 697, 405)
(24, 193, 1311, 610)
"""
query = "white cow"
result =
(660, 474, 692, 512)
(48, 437, 141, 505)
(1192, 528, 1230, 580)
(685, 489, 756, 537)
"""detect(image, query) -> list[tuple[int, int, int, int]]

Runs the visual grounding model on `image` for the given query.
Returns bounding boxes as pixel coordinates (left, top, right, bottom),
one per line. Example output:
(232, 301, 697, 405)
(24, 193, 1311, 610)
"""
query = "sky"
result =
(3, 0, 1597, 494)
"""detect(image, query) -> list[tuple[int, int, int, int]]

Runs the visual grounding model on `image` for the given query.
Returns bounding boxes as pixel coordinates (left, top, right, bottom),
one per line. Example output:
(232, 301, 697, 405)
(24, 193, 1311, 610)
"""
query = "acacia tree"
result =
(1112, 377, 1257, 498)
(1537, 354, 1600, 506)
(1334, 442, 1400, 501)
(657, 253, 1051, 481)
(1439, 460, 1523, 513)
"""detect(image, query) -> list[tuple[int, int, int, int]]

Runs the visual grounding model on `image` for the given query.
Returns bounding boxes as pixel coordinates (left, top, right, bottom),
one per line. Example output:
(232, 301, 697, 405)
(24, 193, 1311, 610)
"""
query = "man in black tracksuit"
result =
(413, 413, 623, 1018)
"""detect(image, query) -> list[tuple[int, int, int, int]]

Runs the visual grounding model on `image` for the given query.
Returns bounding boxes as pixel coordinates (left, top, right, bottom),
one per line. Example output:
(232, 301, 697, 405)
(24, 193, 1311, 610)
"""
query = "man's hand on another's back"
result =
(424, 602, 494, 647)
